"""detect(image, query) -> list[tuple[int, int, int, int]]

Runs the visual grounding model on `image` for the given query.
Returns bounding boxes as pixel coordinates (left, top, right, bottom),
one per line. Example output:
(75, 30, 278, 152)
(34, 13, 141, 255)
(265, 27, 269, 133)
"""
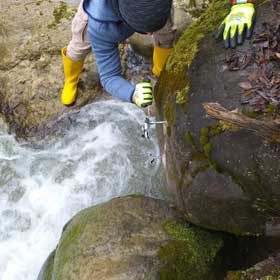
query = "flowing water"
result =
(0, 101, 167, 280)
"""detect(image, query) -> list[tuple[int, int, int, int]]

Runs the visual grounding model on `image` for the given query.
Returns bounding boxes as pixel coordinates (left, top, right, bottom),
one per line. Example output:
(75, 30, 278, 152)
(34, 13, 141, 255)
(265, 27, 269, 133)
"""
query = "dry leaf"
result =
(238, 81, 253, 90)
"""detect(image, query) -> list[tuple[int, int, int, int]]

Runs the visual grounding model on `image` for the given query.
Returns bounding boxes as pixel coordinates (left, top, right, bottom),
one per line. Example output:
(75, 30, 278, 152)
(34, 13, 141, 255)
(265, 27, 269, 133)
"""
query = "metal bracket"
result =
(142, 117, 167, 139)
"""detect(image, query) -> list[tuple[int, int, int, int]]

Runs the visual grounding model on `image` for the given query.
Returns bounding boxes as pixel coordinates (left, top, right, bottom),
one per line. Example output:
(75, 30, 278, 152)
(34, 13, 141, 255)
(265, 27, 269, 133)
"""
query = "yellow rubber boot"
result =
(152, 46, 172, 77)
(61, 47, 84, 105)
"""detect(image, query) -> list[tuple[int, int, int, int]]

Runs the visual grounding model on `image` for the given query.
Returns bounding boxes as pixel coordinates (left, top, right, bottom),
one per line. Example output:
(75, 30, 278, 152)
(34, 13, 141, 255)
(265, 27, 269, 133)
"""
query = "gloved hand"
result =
(133, 81, 153, 108)
(215, 3, 255, 48)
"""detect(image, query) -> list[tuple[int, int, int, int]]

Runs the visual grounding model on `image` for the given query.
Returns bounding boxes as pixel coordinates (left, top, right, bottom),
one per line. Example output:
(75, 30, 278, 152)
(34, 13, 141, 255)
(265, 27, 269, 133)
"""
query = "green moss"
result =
(155, 0, 229, 138)
(176, 85, 189, 105)
(230, 174, 243, 187)
(40, 250, 55, 280)
(219, 121, 235, 132)
(53, 207, 99, 279)
(166, 0, 228, 75)
(185, 130, 196, 149)
(201, 123, 228, 145)
(185, 124, 224, 175)
(184, 125, 225, 181)
(225, 271, 244, 280)
(199, 135, 209, 145)
(209, 124, 226, 137)
(200, 127, 209, 135)
(196, 123, 233, 172)
(158, 221, 224, 280)
(126, 194, 144, 199)
(203, 142, 221, 172)
(203, 143, 212, 159)
(48, 3, 75, 29)
(184, 122, 228, 180)
(200, 127, 209, 145)
(58, 220, 86, 257)
(265, 104, 276, 114)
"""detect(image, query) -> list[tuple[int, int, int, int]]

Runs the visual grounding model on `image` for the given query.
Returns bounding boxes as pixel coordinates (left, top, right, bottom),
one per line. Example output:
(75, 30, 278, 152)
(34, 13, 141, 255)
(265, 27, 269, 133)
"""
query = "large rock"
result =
(155, 0, 280, 236)
(38, 196, 228, 280)
(0, 0, 103, 138)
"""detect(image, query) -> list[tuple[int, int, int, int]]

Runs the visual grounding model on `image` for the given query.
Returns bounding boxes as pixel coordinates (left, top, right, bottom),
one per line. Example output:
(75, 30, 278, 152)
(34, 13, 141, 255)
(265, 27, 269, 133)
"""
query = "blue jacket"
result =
(83, 0, 135, 102)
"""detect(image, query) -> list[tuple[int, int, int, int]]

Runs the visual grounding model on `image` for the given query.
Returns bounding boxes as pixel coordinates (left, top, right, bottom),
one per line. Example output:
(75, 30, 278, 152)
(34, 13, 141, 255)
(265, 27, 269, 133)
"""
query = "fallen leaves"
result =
(224, 53, 252, 71)
(225, 22, 280, 114)
(240, 68, 280, 112)
(238, 81, 254, 90)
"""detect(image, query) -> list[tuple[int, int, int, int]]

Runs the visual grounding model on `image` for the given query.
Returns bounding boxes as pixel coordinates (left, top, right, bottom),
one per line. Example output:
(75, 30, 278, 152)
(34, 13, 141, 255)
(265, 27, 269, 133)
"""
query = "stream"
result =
(0, 100, 167, 280)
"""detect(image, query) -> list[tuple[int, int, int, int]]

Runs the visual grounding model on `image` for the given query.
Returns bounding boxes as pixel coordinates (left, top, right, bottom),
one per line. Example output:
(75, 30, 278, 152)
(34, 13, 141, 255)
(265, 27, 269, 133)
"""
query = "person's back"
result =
(60, 0, 256, 107)
(61, 0, 174, 107)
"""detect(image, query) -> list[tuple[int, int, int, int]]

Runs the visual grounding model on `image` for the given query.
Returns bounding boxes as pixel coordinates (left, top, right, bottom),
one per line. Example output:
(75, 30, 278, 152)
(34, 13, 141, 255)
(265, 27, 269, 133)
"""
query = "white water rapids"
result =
(0, 101, 167, 280)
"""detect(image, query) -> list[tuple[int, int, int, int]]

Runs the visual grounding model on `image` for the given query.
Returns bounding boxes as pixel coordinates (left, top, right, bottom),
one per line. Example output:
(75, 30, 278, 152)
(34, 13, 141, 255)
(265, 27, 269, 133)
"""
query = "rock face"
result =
(155, 0, 280, 236)
(38, 196, 227, 280)
(0, 0, 103, 138)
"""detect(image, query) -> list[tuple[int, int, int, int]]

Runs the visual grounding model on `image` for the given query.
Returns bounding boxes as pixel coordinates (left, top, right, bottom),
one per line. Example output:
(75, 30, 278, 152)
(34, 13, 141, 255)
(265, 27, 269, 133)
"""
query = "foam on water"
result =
(0, 100, 166, 280)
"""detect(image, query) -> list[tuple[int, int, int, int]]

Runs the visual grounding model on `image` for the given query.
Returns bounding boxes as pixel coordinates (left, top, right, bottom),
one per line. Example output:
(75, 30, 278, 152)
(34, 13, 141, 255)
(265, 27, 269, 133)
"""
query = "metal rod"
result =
(141, 118, 167, 139)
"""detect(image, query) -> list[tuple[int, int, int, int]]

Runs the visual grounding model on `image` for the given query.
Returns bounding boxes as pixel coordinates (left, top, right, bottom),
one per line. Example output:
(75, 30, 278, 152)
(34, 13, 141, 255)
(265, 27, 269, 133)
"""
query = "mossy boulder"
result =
(38, 196, 229, 280)
(0, 0, 104, 139)
(155, 0, 280, 236)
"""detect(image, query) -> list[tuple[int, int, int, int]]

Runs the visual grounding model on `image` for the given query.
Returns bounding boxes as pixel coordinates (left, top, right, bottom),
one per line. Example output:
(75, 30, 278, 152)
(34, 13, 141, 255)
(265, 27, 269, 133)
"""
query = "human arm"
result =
(90, 34, 135, 102)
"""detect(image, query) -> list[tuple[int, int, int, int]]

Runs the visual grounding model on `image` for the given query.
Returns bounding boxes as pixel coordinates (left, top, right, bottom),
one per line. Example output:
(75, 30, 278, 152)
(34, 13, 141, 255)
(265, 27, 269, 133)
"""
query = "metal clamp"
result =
(142, 118, 167, 139)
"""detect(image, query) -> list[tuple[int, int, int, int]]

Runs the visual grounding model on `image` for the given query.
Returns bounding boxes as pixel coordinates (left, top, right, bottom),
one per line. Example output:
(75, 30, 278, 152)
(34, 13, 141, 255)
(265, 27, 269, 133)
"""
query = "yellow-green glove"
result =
(133, 81, 153, 108)
(216, 3, 255, 48)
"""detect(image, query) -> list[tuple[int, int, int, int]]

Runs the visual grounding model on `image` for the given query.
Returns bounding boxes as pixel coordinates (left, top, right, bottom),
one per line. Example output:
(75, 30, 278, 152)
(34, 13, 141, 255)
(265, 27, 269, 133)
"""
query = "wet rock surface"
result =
(155, 0, 280, 236)
(0, 0, 104, 139)
(38, 196, 229, 280)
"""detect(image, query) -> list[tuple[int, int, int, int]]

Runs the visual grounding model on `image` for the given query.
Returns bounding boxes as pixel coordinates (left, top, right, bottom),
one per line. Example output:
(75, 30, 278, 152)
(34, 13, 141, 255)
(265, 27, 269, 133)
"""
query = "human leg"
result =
(152, 5, 176, 77)
(61, 1, 91, 105)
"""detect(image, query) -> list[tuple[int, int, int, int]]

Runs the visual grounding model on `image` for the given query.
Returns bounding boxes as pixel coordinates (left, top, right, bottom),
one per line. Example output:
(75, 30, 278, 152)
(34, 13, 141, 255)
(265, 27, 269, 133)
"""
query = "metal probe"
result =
(142, 117, 167, 139)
